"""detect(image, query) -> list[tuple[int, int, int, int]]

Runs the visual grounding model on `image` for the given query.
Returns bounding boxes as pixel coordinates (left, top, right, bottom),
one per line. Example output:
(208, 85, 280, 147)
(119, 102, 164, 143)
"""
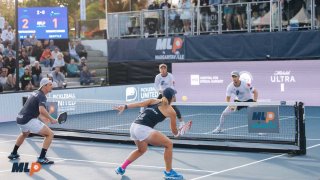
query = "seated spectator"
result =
(19, 50, 31, 67)
(1, 26, 14, 45)
(0, 38, 4, 55)
(48, 39, 59, 51)
(3, 44, 16, 57)
(40, 47, 53, 67)
(29, 34, 38, 46)
(0, 55, 4, 69)
(50, 66, 66, 88)
(75, 39, 87, 59)
(22, 35, 33, 49)
(18, 60, 25, 79)
(78, 57, 96, 76)
(80, 65, 94, 85)
(68, 40, 80, 62)
(66, 59, 80, 77)
(0, 67, 15, 90)
(51, 47, 60, 60)
(31, 61, 42, 87)
(47, 74, 58, 88)
(20, 65, 34, 91)
(31, 41, 44, 62)
(52, 52, 66, 74)
(3, 54, 16, 75)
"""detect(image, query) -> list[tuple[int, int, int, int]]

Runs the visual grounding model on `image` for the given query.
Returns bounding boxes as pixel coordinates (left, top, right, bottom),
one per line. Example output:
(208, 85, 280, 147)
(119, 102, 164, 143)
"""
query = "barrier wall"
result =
(0, 84, 157, 123)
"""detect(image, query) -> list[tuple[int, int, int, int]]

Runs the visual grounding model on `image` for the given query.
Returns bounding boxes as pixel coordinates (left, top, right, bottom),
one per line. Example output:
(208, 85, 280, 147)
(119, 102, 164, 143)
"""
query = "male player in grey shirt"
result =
(213, 71, 258, 133)
(154, 64, 185, 128)
(8, 78, 58, 164)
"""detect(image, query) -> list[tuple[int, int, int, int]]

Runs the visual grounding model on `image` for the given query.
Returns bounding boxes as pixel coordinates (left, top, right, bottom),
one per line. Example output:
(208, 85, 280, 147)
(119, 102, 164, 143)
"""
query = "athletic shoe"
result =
(163, 169, 183, 180)
(37, 157, 54, 164)
(178, 121, 185, 129)
(212, 127, 222, 134)
(115, 167, 125, 176)
(8, 153, 20, 160)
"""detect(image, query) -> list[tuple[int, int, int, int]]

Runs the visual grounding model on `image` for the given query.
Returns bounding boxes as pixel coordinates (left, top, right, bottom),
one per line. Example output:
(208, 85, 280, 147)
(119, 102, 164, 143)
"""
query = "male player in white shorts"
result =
(8, 78, 58, 164)
(154, 64, 185, 128)
(212, 71, 258, 133)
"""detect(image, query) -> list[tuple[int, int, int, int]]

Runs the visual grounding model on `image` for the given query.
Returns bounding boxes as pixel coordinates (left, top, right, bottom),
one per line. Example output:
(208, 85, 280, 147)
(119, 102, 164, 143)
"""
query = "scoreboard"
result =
(18, 7, 68, 39)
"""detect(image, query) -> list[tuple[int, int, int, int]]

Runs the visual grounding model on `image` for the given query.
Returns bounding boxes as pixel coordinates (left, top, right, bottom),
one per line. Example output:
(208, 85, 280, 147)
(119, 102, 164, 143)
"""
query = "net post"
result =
(297, 102, 306, 155)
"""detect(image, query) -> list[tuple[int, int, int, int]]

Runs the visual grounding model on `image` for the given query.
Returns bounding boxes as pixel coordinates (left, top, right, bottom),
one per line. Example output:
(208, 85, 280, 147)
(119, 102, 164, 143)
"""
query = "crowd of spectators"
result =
(0, 22, 94, 92)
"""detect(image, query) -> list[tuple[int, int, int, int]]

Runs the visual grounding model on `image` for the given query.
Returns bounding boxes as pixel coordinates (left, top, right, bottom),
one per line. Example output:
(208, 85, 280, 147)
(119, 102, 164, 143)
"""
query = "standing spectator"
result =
(316, 0, 320, 28)
(223, 0, 234, 31)
(50, 67, 66, 88)
(80, 65, 94, 85)
(66, 59, 80, 77)
(179, 0, 192, 35)
(160, 0, 171, 9)
(31, 61, 42, 87)
(75, 40, 88, 59)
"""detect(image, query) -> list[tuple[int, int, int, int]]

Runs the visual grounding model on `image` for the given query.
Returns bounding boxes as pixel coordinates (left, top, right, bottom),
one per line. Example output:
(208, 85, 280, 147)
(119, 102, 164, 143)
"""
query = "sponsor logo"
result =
(270, 71, 296, 92)
(11, 162, 41, 176)
(155, 37, 184, 60)
(190, 74, 223, 86)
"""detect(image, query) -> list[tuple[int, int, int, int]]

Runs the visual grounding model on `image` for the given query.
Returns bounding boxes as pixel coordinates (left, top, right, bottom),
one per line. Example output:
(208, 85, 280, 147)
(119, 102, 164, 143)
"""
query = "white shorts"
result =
(17, 118, 45, 134)
(130, 123, 155, 141)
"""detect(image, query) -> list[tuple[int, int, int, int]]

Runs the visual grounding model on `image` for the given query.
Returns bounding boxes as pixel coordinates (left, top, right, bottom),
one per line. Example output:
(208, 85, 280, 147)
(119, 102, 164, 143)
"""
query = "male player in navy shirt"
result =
(8, 78, 58, 164)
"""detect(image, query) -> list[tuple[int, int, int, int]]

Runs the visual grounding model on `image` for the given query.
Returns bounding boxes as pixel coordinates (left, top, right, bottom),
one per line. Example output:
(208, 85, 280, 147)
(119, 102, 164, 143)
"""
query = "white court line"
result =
(0, 151, 215, 174)
(308, 139, 320, 141)
(190, 143, 320, 180)
(0, 134, 18, 137)
(92, 123, 131, 130)
(0, 140, 18, 144)
(0, 169, 11, 173)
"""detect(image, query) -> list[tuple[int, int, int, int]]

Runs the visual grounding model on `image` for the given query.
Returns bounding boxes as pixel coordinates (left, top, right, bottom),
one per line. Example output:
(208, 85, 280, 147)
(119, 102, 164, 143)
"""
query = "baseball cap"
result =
(38, 78, 52, 90)
(231, 71, 240, 77)
(163, 87, 177, 101)
(159, 64, 167, 68)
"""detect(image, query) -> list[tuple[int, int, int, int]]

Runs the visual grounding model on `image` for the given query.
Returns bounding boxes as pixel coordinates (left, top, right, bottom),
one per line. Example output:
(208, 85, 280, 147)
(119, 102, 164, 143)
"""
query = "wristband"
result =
(124, 104, 128, 109)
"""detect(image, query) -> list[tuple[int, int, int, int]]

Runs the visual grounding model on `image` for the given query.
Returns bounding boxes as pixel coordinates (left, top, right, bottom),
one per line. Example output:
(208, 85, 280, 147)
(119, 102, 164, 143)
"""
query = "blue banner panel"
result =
(108, 31, 320, 62)
(108, 37, 186, 61)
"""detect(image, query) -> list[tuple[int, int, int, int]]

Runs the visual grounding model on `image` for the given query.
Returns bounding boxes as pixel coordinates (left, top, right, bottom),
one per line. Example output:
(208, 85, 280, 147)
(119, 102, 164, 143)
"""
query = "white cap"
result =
(38, 78, 52, 90)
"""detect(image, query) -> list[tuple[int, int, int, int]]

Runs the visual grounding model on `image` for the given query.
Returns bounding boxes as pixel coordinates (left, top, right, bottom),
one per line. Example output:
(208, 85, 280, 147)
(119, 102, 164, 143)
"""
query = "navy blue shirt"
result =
(17, 90, 47, 125)
(134, 103, 166, 128)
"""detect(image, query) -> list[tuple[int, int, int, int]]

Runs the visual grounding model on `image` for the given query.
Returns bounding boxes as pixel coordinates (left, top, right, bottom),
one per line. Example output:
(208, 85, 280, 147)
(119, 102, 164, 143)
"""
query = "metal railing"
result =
(107, 0, 318, 39)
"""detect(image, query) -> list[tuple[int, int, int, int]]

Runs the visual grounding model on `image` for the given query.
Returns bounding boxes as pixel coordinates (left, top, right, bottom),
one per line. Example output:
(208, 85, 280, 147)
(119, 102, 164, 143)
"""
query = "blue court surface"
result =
(0, 108, 319, 180)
